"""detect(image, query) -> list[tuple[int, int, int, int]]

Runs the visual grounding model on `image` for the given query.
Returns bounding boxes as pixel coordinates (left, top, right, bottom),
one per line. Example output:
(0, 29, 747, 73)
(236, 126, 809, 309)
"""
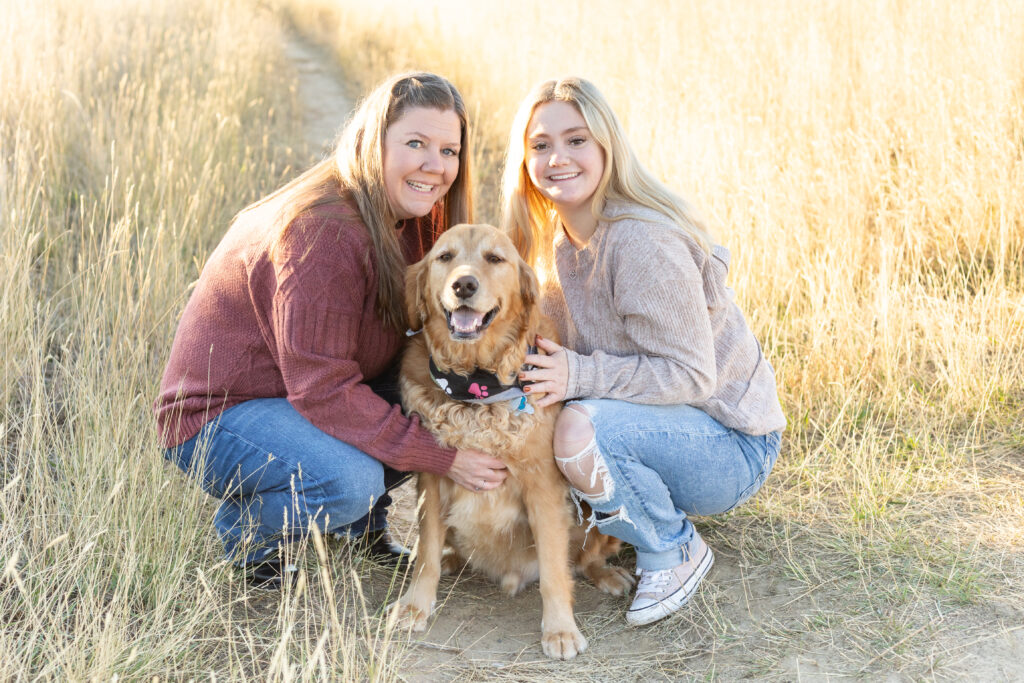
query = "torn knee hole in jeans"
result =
(555, 435, 614, 500)
(568, 486, 637, 538)
(555, 437, 636, 536)
(593, 506, 634, 530)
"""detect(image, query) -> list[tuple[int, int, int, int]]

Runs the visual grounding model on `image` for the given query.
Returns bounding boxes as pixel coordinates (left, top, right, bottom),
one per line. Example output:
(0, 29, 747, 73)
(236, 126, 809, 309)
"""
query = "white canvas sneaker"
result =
(626, 531, 714, 626)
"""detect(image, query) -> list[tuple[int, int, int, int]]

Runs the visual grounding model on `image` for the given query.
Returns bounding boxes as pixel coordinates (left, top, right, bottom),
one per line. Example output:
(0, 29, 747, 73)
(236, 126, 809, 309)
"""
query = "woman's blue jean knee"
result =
(166, 398, 388, 565)
(564, 399, 781, 571)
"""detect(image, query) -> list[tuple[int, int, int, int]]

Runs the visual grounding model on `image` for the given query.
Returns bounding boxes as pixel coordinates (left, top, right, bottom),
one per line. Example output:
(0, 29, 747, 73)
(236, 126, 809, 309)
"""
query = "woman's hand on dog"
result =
(449, 448, 509, 492)
(521, 336, 569, 408)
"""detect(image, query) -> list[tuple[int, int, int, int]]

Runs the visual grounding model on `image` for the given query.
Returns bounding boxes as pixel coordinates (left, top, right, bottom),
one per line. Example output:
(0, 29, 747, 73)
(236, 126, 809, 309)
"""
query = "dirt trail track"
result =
(284, 33, 353, 156)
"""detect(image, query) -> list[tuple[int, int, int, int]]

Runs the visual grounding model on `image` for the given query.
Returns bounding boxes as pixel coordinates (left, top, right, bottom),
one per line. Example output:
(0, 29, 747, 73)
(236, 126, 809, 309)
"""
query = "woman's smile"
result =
(525, 100, 605, 239)
(382, 106, 462, 220)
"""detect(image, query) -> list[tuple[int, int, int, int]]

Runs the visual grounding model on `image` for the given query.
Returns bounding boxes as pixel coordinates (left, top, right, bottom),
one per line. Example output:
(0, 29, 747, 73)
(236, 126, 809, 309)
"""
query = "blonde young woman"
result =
(503, 77, 786, 625)
(156, 73, 508, 589)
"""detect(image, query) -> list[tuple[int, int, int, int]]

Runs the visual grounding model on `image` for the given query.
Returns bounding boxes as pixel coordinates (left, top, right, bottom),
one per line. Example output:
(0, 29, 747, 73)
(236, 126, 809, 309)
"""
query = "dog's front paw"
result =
(391, 595, 434, 632)
(541, 626, 588, 660)
(588, 564, 635, 596)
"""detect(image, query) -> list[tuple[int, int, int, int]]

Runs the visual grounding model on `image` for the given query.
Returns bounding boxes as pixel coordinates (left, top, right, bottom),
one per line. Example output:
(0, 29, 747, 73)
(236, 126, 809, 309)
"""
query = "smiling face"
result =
(432, 225, 517, 342)
(407, 224, 538, 347)
(524, 101, 605, 223)
(382, 106, 462, 220)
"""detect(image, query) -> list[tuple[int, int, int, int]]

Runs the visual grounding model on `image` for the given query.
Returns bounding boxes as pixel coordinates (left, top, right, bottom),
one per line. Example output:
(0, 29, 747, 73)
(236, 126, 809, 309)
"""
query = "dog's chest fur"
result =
(401, 335, 565, 584)
(442, 476, 529, 537)
(420, 397, 541, 454)
(440, 475, 549, 589)
(401, 336, 549, 457)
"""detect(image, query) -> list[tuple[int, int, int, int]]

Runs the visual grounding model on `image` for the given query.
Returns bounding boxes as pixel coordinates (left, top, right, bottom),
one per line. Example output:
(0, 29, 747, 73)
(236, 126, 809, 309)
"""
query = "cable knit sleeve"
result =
(266, 215, 455, 474)
(567, 224, 717, 404)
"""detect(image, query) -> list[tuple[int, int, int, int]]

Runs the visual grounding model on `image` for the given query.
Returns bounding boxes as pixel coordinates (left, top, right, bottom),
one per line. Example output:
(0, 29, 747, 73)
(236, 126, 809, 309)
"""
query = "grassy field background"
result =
(2, 0, 1023, 678)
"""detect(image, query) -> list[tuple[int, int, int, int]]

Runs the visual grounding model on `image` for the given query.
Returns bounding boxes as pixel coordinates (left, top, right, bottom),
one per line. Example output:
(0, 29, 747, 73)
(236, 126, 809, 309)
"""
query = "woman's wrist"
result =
(562, 347, 582, 401)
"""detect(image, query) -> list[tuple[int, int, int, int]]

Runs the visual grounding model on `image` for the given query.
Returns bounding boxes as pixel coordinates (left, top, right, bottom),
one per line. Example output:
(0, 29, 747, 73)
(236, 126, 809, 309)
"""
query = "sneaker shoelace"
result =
(635, 568, 675, 595)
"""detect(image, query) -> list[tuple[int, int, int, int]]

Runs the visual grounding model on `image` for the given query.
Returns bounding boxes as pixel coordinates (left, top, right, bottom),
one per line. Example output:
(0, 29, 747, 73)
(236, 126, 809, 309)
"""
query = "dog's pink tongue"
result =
(451, 307, 484, 333)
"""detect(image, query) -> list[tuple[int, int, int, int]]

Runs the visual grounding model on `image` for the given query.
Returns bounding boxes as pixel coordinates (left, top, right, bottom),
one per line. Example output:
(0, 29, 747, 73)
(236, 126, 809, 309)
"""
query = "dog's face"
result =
(406, 224, 538, 345)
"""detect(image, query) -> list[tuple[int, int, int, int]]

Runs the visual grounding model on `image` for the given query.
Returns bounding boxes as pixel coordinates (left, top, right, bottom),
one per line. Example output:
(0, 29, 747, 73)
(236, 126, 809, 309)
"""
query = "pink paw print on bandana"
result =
(468, 383, 489, 399)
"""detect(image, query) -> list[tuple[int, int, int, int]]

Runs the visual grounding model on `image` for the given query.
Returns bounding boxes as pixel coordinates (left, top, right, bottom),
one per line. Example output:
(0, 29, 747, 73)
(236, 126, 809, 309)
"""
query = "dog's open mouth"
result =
(444, 305, 499, 340)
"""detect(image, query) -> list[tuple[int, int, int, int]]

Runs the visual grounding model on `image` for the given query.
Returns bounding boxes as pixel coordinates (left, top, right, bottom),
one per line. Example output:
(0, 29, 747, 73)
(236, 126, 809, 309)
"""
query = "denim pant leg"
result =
(166, 398, 388, 565)
(567, 399, 781, 571)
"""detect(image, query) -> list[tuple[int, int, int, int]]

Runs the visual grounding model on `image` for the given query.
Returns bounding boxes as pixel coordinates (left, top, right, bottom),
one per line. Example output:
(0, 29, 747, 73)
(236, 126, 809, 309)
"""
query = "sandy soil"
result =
(283, 33, 353, 157)
(283, 30, 1024, 681)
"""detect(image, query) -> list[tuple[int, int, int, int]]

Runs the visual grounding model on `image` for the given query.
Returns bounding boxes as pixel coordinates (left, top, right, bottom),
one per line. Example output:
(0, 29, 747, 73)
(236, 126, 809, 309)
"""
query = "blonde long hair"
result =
(243, 72, 472, 330)
(500, 77, 711, 268)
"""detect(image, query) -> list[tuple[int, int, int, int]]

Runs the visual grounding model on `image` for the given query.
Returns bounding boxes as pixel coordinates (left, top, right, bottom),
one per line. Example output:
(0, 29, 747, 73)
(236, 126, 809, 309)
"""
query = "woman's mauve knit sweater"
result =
(154, 198, 456, 475)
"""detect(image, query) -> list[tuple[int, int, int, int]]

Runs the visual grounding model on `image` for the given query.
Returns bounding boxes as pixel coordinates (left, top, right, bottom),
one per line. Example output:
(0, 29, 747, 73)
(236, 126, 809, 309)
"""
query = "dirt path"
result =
(283, 32, 353, 156)
(281, 33, 1024, 681)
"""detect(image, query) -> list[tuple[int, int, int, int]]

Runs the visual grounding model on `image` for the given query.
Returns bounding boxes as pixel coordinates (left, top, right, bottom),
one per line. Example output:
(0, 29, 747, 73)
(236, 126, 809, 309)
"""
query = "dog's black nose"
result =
(452, 275, 478, 299)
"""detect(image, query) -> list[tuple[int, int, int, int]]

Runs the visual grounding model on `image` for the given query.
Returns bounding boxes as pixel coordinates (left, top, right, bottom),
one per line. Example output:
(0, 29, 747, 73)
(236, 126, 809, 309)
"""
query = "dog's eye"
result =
(437, 252, 453, 263)
(485, 253, 504, 264)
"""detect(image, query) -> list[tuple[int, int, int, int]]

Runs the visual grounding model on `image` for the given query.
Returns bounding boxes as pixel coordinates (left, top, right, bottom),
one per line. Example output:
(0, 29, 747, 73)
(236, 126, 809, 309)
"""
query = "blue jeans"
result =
(165, 397, 408, 565)
(564, 399, 781, 572)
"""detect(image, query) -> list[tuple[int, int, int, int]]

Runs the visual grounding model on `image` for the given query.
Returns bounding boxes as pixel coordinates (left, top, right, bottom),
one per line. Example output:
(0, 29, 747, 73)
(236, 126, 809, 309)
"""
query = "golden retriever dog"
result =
(395, 224, 633, 661)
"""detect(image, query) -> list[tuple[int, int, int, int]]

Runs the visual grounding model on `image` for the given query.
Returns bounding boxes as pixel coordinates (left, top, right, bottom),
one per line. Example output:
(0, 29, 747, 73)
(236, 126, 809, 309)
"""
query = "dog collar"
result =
(428, 346, 537, 413)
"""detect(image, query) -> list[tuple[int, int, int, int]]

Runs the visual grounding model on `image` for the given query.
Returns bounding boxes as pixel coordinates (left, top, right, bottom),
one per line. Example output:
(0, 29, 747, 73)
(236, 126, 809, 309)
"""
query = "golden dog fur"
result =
(395, 224, 632, 660)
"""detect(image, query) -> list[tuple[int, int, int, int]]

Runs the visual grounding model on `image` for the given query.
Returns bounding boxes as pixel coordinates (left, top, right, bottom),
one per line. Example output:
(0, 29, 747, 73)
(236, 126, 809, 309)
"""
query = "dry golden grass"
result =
(3, 0, 1023, 678)
(1, 0, 412, 679)
(279, 0, 1024, 677)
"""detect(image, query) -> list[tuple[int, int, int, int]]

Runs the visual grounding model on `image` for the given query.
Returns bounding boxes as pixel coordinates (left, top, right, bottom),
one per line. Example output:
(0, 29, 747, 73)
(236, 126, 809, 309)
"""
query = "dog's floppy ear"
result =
(514, 255, 542, 355)
(517, 256, 539, 307)
(405, 257, 429, 330)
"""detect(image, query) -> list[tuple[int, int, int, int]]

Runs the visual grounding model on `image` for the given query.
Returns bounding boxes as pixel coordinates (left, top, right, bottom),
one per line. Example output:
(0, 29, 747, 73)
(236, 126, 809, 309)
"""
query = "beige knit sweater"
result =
(539, 200, 786, 436)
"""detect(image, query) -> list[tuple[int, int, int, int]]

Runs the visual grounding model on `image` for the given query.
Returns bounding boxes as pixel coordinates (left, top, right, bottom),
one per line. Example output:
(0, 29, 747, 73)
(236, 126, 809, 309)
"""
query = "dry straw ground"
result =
(2, 0, 1023, 679)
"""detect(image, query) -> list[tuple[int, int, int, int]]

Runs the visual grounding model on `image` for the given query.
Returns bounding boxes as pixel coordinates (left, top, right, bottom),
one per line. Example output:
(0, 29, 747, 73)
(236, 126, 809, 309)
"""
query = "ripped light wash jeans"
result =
(560, 399, 781, 572)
